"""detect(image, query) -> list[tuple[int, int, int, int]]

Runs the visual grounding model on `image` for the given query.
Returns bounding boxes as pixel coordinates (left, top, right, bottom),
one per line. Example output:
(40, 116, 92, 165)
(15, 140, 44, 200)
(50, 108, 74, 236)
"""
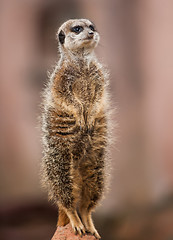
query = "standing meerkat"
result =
(41, 19, 111, 239)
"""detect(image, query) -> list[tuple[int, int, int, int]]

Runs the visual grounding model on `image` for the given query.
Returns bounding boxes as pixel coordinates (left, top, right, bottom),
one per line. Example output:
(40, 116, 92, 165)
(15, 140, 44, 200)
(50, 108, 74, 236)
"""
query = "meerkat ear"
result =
(58, 30, 65, 44)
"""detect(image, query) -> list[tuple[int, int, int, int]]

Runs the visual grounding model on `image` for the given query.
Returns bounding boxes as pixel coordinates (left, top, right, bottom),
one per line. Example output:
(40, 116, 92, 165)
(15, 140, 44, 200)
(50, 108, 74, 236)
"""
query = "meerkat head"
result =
(57, 19, 100, 54)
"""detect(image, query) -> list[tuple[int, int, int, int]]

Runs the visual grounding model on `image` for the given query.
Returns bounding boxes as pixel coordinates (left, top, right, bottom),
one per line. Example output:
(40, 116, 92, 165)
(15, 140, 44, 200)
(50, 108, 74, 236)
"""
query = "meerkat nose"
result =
(88, 32, 94, 39)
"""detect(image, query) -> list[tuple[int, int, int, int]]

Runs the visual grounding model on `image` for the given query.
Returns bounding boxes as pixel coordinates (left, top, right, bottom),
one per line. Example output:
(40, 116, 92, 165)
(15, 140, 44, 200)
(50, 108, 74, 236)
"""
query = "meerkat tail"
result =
(57, 207, 70, 226)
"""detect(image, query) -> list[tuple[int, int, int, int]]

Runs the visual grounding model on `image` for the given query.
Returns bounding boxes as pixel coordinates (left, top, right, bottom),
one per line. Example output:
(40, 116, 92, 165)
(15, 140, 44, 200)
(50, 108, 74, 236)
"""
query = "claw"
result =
(93, 231, 101, 239)
(74, 227, 78, 235)
(85, 228, 101, 239)
(73, 225, 85, 237)
(81, 227, 86, 236)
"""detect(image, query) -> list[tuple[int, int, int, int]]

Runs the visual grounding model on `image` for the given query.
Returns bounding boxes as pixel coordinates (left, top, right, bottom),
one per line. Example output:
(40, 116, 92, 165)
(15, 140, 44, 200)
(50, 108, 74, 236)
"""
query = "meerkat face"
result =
(57, 19, 100, 53)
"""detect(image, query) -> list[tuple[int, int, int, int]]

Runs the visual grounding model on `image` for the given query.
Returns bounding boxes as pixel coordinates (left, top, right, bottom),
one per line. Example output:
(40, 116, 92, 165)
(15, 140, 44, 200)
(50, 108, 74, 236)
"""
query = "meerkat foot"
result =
(73, 224, 86, 237)
(85, 224, 101, 239)
(86, 223, 101, 239)
(93, 230, 101, 239)
(66, 209, 86, 237)
(71, 220, 86, 237)
(80, 211, 101, 239)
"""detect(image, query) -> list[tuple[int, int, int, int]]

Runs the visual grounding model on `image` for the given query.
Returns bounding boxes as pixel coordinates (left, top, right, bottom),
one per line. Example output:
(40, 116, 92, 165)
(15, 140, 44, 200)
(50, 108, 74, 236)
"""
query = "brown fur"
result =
(41, 19, 110, 239)
(57, 208, 70, 226)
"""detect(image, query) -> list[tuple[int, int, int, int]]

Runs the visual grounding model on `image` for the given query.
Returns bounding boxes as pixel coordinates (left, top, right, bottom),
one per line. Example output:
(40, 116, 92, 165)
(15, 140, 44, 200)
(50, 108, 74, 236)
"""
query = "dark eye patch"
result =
(71, 25, 84, 34)
(89, 25, 96, 31)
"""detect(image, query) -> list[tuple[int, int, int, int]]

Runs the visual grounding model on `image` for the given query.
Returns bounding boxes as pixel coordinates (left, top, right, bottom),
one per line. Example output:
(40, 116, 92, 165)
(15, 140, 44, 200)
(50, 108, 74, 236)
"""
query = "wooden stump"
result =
(52, 224, 97, 240)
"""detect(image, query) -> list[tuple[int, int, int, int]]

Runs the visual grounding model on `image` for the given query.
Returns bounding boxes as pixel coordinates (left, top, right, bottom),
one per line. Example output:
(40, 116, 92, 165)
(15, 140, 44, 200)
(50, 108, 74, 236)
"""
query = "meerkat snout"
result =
(87, 31, 94, 39)
(88, 31, 94, 36)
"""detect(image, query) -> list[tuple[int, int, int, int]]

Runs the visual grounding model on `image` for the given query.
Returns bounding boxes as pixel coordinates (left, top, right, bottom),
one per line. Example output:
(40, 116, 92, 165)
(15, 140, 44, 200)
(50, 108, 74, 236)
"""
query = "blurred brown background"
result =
(1, 0, 173, 239)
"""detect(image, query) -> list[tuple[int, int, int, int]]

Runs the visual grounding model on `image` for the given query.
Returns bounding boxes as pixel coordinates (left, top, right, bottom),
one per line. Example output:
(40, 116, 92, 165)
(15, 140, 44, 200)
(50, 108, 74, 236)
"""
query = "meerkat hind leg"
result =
(65, 208, 86, 236)
(79, 205, 101, 239)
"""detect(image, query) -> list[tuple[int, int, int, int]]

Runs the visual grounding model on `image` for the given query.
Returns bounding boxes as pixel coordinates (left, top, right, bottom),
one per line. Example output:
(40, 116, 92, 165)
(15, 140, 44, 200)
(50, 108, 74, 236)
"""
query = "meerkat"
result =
(41, 19, 111, 239)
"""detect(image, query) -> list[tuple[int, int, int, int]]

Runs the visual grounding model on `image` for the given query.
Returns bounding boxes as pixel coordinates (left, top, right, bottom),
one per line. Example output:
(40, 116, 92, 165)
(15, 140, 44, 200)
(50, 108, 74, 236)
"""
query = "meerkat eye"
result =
(71, 25, 84, 34)
(89, 25, 96, 31)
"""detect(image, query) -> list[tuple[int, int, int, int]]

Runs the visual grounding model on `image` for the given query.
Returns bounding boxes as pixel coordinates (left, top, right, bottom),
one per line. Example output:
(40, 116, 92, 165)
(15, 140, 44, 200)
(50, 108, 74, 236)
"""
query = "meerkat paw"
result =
(71, 222, 86, 237)
(92, 229, 101, 239)
(66, 208, 86, 237)
(80, 212, 101, 239)
(86, 225, 101, 239)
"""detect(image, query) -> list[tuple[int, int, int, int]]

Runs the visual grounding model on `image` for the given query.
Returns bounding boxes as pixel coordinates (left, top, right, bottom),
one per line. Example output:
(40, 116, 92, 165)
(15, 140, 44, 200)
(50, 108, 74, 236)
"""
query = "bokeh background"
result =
(1, 0, 173, 239)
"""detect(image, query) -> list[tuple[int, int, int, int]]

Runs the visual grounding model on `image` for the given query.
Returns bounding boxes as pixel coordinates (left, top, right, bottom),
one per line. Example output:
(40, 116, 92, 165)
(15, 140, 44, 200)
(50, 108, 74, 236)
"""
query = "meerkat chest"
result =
(72, 77, 96, 104)
(58, 63, 104, 108)
(73, 65, 103, 104)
